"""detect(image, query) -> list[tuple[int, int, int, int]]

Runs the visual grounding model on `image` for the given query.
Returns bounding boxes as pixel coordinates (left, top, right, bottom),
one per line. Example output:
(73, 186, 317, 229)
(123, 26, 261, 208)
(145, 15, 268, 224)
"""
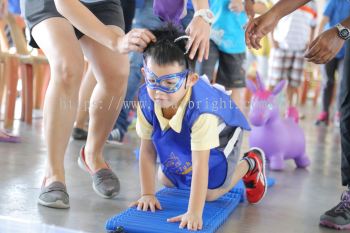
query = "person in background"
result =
(245, 0, 270, 85)
(267, 1, 317, 122)
(314, 0, 350, 127)
(197, 0, 247, 110)
(245, 0, 350, 229)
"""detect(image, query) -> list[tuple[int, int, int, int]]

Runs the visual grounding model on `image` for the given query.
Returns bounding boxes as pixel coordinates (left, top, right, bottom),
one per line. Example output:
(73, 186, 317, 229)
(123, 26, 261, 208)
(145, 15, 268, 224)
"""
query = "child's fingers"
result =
(198, 221, 203, 230)
(179, 219, 187, 229)
(129, 201, 138, 208)
(137, 202, 143, 211)
(142, 202, 149, 211)
(167, 215, 182, 223)
(155, 200, 162, 210)
(187, 221, 193, 231)
(193, 221, 200, 231)
(149, 203, 156, 212)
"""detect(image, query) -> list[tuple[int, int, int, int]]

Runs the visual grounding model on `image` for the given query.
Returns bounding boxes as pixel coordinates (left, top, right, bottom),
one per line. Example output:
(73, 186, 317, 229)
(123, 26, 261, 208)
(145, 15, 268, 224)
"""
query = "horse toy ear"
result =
(246, 79, 257, 94)
(272, 80, 287, 95)
(256, 72, 266, 91)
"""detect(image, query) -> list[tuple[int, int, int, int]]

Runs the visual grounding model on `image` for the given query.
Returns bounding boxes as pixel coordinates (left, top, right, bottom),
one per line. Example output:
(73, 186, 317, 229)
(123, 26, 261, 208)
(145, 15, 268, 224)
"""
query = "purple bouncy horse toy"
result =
(246, 75, 311, 170)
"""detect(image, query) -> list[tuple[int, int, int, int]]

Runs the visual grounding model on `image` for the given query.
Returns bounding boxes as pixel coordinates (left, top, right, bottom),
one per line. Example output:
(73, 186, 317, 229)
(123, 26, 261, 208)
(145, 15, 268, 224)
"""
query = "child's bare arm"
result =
(139, 139, 157, 196)
(168, 150, 210, 231)
(130, 139, 162, 212)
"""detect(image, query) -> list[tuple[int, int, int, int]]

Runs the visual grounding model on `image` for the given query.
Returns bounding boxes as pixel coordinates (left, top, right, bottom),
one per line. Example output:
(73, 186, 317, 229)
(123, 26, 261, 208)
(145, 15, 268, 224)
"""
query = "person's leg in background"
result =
(120, 0, 136, 33)
(285, 50, 305, 123)
(267, 47, 286, 92)
(334, 59, 344, 127)
(107, 50, 143, 143)
(108, 0, 164, 143)
(218, 52, 246, 111)
(197, 40, 219, 83)
(320, 40, 350, 231)
(256, 55, 269, 83)
(315, 58, 338, 126)
(73, 64, 96, 140)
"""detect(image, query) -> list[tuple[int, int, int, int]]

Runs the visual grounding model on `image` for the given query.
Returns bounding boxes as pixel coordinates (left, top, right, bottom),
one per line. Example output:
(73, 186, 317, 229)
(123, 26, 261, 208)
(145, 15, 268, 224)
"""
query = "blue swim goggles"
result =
(143, 62, 189, 94)
(143, 35, 191, 93)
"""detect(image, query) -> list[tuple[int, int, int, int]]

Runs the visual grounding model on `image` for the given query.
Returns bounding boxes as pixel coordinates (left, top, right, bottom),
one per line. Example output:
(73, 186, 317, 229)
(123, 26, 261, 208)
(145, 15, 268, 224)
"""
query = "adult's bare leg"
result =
(32, 18, 85, 186)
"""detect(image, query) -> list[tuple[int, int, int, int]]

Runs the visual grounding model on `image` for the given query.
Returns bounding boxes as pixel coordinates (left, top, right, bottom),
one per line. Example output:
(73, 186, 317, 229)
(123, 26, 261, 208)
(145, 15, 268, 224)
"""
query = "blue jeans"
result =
(113, 0, 194, 138)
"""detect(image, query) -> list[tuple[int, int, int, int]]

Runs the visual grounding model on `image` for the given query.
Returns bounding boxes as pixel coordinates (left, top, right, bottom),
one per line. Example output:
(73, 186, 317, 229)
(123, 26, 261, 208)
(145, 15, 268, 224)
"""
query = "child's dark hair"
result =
(143, 24, 196, 71)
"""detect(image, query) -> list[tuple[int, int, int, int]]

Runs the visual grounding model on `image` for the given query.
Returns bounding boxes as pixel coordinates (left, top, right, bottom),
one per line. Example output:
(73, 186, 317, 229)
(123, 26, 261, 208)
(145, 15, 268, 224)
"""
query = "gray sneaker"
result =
(78, 146, 120, 199)
(320, 190, 350, 230)
(38, 181, 70, 209)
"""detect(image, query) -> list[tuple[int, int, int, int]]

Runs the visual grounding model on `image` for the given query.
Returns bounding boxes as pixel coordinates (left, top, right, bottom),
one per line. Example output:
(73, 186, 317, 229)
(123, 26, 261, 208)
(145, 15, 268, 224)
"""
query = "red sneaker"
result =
(242, 148, 267, 204)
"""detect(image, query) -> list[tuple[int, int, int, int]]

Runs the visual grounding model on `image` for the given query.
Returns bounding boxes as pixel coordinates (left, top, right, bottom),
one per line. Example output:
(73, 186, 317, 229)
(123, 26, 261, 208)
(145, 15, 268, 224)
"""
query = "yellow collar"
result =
(154, 88, 192, 133)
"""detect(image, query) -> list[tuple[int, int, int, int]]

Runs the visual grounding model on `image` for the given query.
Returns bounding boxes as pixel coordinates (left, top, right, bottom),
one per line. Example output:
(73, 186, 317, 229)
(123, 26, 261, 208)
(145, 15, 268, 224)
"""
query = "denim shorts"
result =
(21, 0, 125, 48)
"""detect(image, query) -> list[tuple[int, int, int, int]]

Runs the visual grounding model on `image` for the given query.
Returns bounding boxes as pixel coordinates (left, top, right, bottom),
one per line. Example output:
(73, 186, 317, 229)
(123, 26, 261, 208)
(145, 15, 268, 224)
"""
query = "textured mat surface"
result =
(106, 178, 275, 233)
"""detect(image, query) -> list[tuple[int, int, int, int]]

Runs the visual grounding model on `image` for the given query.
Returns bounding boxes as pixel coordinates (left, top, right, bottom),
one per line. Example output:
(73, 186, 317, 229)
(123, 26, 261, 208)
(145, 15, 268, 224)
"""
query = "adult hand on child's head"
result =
(245, 11, 280, 49)
(117, 28, 156, 54)
(167, 211, 203, 231)
(129, 194, 162, 212)
(185, 16, 211, 62)
(304, 28, 345, 64)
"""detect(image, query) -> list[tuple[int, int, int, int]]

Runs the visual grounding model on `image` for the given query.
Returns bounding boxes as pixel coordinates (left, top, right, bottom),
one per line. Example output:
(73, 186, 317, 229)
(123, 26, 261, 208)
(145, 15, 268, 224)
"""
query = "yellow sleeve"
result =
(136, 104, 153, 140)
(191, 114, 220, 151)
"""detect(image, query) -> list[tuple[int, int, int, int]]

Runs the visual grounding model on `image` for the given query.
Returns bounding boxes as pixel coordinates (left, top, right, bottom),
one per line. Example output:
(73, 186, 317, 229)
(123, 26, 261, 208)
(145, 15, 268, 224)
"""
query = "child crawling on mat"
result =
(130, 24, 267, 231)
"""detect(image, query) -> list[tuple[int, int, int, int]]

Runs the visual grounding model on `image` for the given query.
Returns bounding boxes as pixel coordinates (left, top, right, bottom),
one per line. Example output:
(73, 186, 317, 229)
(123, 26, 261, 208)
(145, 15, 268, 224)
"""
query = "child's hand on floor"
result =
(167, 211, 203, 231)
(129, 194, 162, 212)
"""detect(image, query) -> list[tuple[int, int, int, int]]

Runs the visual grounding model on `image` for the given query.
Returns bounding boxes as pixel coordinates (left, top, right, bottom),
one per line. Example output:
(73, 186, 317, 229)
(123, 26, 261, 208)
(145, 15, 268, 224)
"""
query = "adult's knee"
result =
(101, 65, 130, 92)
(51, 57, 85, 91)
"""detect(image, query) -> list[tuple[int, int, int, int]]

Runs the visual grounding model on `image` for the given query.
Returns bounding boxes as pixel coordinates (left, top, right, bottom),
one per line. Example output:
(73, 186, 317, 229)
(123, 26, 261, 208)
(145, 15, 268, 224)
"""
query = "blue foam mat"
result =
(106, 178, 275, 233)
(106, 189, 241, 233)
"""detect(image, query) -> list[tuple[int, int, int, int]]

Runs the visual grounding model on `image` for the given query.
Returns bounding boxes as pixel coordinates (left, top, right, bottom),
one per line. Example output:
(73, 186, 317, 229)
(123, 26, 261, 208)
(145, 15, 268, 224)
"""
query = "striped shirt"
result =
(273, 1, 317, 51)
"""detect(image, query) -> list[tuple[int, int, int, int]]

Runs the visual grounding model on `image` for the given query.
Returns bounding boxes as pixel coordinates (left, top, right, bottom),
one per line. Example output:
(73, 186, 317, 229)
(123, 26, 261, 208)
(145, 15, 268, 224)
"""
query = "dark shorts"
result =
(21, 0, 125, 48)
(198, 40, 246, 89)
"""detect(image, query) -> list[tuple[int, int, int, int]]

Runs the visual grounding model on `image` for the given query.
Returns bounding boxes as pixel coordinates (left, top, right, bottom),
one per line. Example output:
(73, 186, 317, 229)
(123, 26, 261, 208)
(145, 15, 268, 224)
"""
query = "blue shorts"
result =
(162, 127, 243, 190)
